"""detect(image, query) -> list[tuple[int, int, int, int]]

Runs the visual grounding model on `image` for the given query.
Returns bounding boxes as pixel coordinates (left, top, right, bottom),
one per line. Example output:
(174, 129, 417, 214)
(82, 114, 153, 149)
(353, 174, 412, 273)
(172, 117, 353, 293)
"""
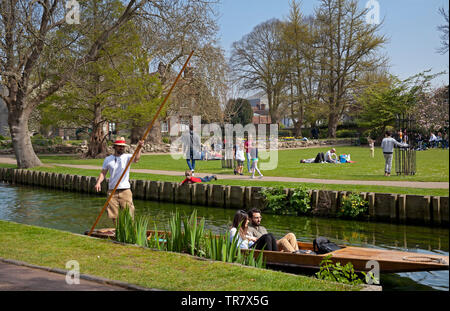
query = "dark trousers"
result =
(200, 176, 215, 182)
(251, 233, 278, 251)
(314, 152, 325, 163)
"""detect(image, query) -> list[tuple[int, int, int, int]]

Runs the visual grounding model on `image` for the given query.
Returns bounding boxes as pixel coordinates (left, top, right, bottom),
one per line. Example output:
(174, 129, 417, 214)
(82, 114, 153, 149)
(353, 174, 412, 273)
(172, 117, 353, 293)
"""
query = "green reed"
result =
(117, 208, 265, 269)
(115, 206, 149, 247)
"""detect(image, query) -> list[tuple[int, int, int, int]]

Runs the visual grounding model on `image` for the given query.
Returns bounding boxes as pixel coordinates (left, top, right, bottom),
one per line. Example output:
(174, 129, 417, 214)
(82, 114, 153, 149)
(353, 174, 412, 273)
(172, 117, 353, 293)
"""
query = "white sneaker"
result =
(258, 175, 263, 179)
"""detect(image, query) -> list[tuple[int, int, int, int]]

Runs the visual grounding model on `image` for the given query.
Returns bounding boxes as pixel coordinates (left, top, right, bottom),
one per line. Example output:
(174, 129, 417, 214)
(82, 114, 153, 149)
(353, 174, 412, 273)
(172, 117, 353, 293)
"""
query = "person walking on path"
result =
(94, 137, 144, 225)
(247, 208, 310, 254)
(180, 170, 217, 185)
(234, 140, 245, 175)
(250, 141, 263, 179)
(381, 131, 408, 176)
(244, 138, 251, 173)
(182, 125, 202, 175)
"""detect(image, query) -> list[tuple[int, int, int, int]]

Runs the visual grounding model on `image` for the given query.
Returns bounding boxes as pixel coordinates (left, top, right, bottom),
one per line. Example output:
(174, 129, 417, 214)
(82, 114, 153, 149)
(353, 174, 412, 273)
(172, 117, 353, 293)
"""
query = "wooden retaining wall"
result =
(0, 167, 448, 227)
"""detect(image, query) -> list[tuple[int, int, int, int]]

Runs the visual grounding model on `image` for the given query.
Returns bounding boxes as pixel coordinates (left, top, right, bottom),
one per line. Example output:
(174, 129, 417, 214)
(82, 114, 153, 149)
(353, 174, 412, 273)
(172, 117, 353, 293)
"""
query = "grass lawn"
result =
(37, 146, 449, 182)
(17, 165, 449, 197)
(0, 220, 359, 291)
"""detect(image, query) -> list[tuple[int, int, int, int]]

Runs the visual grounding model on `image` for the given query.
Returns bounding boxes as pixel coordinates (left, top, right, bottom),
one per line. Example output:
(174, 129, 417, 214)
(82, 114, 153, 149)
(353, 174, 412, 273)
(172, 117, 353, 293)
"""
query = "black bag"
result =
(313, 236, 341, 254)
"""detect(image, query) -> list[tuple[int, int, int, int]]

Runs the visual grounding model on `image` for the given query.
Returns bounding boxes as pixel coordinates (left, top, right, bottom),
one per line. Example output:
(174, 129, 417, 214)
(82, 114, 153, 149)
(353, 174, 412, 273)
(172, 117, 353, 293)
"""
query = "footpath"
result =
(0, 258, 155, 291)
(0, 155, 447, 189)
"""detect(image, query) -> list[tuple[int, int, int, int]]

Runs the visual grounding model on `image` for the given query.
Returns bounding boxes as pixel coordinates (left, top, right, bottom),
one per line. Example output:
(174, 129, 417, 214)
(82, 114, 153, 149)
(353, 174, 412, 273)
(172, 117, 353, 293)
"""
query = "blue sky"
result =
(217, 0, 449, 87)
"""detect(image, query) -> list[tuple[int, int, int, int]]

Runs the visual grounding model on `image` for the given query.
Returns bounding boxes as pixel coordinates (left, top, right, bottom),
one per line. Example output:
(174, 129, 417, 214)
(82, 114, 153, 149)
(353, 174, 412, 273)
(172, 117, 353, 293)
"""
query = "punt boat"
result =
(85, 228, 449, 273)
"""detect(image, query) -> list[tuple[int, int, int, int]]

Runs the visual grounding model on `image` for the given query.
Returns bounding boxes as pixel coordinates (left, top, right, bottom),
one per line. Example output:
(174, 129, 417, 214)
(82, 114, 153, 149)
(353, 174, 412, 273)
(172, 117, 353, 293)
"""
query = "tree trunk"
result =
(8, 107, 42, 168)
(327, 112, 339, 138)
(130, 119, 162, 144)
(86, 124, 107, 158)
(85, 104, 107, 158)
(293, 120, 302, 137)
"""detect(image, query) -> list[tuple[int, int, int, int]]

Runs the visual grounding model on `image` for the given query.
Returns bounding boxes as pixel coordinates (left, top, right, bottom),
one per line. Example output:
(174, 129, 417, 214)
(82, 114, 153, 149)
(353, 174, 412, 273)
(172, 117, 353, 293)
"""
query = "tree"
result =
(134, 0, 225, 143)
(40, 19, 163, 158)
(357, 71, 444, 139)
(0, 0, 216, 167)
(437, 7, 449, 55)
(282, 1, 325, 136)
(0, 0, 146, 168)
(413, 85, 449, 132)
(225, 98, 253, 125)
(315, 0, 387, 137)
(230, 19, 289, 124)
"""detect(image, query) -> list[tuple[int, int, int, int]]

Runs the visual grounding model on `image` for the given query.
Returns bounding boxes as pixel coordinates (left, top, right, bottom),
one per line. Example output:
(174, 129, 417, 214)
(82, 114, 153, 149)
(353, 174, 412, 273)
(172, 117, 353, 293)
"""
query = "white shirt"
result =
(381, 137, 408, 153)
(325, 150, 337, 162)
(235, 146, 245, 161)
(229, 228, 254, 249)
(102, 154, 133, 190)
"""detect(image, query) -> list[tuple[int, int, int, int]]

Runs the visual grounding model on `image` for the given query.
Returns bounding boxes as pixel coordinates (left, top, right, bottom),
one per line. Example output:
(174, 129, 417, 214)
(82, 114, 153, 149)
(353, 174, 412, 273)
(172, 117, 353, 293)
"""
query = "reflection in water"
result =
(0, 182, 448, 291)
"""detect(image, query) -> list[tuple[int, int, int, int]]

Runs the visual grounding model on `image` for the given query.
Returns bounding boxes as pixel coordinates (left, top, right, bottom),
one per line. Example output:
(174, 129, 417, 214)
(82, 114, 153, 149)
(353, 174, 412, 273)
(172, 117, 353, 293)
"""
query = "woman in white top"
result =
(229, 210, 278, 251)
(229, 210, 254, 249)
(234, 141, 246, 176)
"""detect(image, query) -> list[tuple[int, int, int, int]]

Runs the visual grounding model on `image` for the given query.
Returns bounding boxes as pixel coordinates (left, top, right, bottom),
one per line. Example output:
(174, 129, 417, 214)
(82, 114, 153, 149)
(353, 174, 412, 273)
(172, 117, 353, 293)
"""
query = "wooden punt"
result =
(85, 228, 449, 273)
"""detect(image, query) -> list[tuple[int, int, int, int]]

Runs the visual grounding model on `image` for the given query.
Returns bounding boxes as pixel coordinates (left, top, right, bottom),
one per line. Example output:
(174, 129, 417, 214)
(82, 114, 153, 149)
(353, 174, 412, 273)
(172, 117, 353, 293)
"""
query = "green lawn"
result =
(0, 220, 359, 291)
(19, 165, 449, 197)
(38, 147, 449, 182)
(1, 146, 448, 196)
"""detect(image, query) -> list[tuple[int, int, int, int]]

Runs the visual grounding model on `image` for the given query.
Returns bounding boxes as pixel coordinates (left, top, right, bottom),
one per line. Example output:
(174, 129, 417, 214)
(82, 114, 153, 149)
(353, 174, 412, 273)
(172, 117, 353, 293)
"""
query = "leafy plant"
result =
(338, 193, 369, 219)
(289, 186, 311, 215)
(261, 186, 311, 215)
(316, 255, 364, 285)
(260, 186, 288, 214)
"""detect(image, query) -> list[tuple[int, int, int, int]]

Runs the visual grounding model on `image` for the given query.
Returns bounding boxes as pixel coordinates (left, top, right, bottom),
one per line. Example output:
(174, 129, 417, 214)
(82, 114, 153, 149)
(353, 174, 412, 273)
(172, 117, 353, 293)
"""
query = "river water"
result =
(0, 182, 448, 291)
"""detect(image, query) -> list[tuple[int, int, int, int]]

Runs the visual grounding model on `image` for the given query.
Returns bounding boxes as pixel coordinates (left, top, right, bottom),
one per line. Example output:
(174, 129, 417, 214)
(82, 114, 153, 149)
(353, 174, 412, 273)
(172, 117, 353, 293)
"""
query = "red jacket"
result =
(181, 177, 202, 185)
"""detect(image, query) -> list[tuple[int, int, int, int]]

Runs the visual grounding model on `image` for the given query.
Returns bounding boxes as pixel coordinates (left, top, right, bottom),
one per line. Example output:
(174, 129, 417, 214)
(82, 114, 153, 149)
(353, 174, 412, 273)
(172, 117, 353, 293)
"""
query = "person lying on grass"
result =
(180, 170, 217, 185)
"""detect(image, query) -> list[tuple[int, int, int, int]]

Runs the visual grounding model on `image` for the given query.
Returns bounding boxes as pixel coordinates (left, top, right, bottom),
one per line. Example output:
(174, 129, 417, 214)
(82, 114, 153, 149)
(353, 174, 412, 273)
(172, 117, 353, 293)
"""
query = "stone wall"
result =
(0, 167, 447, 227)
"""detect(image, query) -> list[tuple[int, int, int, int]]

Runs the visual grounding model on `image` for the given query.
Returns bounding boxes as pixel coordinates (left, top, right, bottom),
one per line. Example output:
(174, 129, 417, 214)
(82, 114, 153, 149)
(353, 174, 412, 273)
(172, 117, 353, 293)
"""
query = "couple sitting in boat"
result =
(230, 208, 314, 254)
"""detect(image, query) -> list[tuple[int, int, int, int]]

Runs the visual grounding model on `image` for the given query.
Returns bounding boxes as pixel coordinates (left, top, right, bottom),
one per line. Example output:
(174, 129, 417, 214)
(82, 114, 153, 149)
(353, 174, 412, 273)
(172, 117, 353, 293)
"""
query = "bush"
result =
(337, 193, 369, 219)
(260, 186, 288, 214)
(359, 137, 368, 145)
(336, 129, 359, 138)
(289, 186, 311, 215)
(261, 186, 311, 215)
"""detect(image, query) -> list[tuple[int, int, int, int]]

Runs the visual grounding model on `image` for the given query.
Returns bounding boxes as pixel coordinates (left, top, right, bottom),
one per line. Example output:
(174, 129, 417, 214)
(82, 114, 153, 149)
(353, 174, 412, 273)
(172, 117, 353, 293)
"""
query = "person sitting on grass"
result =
(229, 210, 278, 251)
(324, 148, 339, 163)
(180, 170, 217, 185)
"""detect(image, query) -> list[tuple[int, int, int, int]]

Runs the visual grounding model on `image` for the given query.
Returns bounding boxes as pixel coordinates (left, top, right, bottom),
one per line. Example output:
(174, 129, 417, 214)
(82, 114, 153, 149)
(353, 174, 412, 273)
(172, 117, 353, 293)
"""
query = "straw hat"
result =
(113, 137, 128, 147)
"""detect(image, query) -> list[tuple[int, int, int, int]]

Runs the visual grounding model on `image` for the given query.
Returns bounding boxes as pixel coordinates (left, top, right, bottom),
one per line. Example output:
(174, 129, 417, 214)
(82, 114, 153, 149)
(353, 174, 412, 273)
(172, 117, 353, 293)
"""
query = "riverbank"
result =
(0, 167, 447, 227)
(0, 220, 362, 291)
